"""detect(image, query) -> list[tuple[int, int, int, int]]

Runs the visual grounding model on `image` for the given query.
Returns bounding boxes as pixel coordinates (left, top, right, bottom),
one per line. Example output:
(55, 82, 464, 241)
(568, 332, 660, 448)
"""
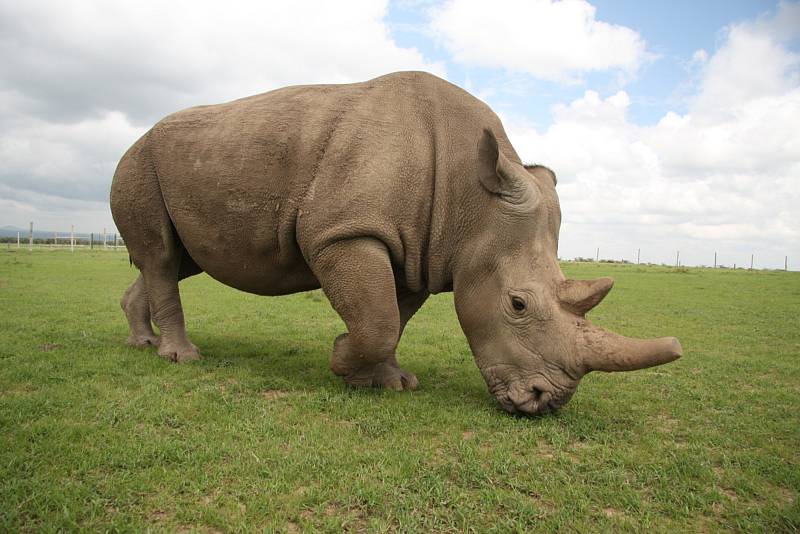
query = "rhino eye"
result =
(511, 297, 526, 312)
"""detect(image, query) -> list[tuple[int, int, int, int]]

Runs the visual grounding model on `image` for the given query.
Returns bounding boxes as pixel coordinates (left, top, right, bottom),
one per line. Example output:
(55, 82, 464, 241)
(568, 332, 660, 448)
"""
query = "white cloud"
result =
(0, 0, 443, 124)
(0, 0, 443, 232)
(508, 4, 800, 268)
(0, 184, 113, 233)
(692, 24, 799, 121)
(691, 49, 709, 66)
(429, 0, 648, 82)
(0, 112, 146, 202)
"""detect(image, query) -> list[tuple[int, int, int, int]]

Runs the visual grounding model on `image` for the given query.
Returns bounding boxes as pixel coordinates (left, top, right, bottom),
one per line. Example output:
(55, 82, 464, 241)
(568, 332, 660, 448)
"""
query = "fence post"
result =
(676, 250, 680, 267)
(113, 233, 117, 250)
(28, 222, 33, 251)
(750, 254, 754, 270)
(70, 225, 75, 252)
(786, 256, 789, 272)
(714, 251, 717, 268)
(90, 233, 94, 250)
(103, 228, 107, 250)
(637, 248, 640, 264)
(17, 231, 20, 249)
(595, 247, 599, 262)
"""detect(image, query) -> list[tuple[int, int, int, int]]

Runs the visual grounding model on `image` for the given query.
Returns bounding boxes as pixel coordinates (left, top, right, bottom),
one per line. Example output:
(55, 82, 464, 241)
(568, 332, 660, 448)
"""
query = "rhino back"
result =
(145, 71, 505, 295)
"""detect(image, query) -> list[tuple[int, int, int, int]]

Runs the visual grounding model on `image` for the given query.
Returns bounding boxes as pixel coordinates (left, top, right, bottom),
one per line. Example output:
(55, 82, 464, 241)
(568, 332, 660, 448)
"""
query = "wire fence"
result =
(1, 223, 125, 251)
(572, 247, 790, 272)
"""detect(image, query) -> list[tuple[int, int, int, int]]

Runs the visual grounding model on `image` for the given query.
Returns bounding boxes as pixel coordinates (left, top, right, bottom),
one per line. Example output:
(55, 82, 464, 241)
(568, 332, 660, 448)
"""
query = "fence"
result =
(1, 223, 126, 251)
(575, 247, 790, 272)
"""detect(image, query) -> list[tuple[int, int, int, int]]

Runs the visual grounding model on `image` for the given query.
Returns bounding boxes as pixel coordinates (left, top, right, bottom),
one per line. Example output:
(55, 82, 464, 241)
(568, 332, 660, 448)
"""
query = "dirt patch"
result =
(652, 413, 679, 432)
(603, 507, 625, 518)
(527, 491, 556, 513)
(721, 487, 738, 500)
(39, 343, 61, 352)
(300, 509, 314, 520)
(261, 389, 291, 400)
(342, 504, 369, 532)
(1, 384, 37, 397)
(149, 510, 168, 522)
(177, 526, 223, 534)
(461, 431, 475, 440)
(770, 484, 796, 506)
(537, 440, 555, 460)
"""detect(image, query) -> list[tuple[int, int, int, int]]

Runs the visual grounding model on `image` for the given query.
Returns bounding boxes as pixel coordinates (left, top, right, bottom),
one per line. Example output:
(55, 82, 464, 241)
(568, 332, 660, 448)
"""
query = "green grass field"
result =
(0, 250, 798, 532)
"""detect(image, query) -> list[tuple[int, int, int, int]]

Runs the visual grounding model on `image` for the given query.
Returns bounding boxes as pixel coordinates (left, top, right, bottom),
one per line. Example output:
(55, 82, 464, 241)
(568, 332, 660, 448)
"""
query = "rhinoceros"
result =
(110, 71, 681, 415)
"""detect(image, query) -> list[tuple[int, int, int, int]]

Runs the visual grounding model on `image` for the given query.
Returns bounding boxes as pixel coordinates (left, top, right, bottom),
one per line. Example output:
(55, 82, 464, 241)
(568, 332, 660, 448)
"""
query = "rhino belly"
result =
(159, 170, 320, 296)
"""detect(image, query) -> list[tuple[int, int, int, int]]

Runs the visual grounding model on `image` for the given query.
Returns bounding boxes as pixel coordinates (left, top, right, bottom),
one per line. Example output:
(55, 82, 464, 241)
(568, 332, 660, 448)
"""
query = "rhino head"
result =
(452, 129, 682, 415)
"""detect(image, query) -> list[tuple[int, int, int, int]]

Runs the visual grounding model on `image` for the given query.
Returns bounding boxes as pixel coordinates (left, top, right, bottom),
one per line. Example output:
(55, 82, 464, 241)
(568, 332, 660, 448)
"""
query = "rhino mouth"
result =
(481, 366, 577, 416)
(500, 386, 574, 416)
(501, 387, 551, 415)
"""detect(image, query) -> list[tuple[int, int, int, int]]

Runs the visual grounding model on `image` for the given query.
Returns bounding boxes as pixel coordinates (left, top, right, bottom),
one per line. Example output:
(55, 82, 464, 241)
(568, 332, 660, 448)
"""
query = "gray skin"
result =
(110, 71, 682, 416)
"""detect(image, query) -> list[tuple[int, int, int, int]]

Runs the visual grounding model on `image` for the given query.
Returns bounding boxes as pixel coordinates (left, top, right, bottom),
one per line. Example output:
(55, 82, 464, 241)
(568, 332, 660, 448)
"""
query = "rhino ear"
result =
(478, 128, 534, 205)
(524, 164, 557, 187)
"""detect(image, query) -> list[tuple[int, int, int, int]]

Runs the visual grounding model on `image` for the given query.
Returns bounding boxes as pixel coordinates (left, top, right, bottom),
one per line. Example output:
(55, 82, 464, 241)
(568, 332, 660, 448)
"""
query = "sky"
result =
(0, 0, 798, 269)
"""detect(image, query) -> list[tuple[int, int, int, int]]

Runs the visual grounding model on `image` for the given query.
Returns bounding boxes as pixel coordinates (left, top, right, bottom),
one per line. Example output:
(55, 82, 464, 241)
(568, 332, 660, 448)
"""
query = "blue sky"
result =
(390, 0, 783, 126)
(0, 0, 798, 269)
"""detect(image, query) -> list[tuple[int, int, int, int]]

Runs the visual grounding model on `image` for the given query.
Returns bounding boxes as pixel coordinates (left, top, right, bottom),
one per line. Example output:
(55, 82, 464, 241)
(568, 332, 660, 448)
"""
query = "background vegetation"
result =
(0, 250, 797, 532)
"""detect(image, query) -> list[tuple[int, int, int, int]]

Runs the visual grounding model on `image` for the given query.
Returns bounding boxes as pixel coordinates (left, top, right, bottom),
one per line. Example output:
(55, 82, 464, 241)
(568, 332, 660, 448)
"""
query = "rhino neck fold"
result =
(424, 138, 474, 294)
(422, 106, 523, 295)
(424, 160, 455, 294)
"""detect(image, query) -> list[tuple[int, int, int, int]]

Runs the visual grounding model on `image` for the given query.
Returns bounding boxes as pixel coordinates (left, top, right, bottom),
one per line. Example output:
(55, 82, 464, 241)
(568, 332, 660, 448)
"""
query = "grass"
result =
(0, 249, 798, 532)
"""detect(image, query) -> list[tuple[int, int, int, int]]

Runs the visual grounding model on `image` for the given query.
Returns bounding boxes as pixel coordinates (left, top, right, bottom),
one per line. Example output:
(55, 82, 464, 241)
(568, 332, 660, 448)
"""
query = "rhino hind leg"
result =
(121, 273, 159, 348)
(112, 145, 200, 362)
(121, 252, 203, 351)
(312, 238, 419, 391)
(133, 235, 200, 362)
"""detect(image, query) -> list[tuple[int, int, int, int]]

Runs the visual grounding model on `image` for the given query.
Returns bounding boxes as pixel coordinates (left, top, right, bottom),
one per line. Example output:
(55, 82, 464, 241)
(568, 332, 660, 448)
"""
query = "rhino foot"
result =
(331, 333, 418, 391)
(342, 362, 419, 391)
(158, 341, 201, 363)
(126, 334, 161, 348)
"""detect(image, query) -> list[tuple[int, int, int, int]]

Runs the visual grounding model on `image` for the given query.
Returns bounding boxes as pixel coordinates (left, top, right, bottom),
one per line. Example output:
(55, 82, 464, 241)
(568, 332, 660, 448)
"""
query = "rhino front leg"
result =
(312, 238, 419, 391)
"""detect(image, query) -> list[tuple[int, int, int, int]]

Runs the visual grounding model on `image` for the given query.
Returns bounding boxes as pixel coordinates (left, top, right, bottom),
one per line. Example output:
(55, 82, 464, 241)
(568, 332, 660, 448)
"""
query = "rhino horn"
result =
(579, 323, 683, 372)
(558, 277, 614, 316)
